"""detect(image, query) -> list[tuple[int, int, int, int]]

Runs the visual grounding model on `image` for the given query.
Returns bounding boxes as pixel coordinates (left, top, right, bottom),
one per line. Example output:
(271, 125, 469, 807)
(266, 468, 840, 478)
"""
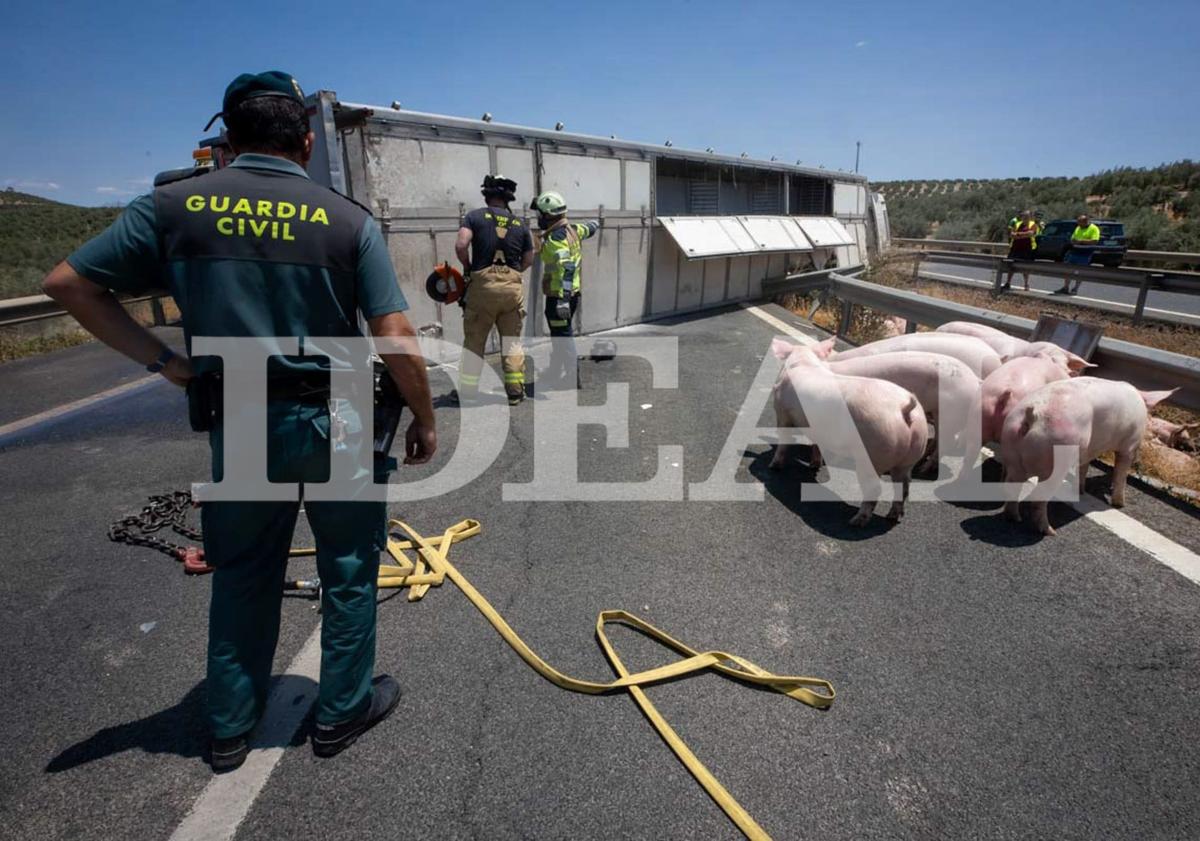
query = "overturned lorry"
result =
(198, 90, 890, 358)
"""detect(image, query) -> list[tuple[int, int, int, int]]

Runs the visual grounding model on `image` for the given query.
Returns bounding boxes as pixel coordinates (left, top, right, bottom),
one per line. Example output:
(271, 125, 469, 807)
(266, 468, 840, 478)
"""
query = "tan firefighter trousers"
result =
(459, 264, 526, 399)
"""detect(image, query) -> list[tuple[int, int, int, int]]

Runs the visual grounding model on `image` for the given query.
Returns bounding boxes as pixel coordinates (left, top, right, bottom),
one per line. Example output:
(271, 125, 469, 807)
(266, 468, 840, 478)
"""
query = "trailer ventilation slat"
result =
(688, 181, 719, 214)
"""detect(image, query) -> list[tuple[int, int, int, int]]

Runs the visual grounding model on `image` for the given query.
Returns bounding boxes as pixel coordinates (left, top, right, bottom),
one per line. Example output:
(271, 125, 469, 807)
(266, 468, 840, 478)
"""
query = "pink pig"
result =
(770, 338, 929, 526)
(936, 321, 1091, 374)
(1146, 417, 1198, 451)
(831, 332, 1003, 378)
(979, 357, 1071, 444)
(826, 351, 982, 458)
(999, 379, 1175, 535)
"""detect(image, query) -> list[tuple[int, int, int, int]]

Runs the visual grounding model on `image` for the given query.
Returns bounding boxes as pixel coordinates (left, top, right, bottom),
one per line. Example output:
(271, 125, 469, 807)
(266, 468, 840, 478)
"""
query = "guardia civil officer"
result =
(43, 71, 437, 771)
(451, 174, 534, 405)
(531, 191, 598, 388)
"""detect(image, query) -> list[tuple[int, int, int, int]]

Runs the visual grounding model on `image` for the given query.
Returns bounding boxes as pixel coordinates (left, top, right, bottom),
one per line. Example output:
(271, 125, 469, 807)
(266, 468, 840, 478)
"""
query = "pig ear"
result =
(1065, 352, 1095, 374)
(814, 337, 837, 359)
(770, 338, 797, 360)
(1139, 388, 1177, 408)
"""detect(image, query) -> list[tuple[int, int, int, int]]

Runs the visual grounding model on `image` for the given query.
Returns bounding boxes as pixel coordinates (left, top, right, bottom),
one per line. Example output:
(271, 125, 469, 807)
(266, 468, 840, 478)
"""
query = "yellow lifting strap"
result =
(381, 518, 835, 841)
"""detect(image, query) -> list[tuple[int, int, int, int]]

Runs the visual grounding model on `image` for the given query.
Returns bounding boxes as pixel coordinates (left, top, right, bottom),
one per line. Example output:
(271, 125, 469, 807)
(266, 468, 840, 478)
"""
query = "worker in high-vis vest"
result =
(1002, 209, 1038, 291)
(1058, 213, 1102, 294)
(531, 191, 599, 389)
(452, 175, 534, 405)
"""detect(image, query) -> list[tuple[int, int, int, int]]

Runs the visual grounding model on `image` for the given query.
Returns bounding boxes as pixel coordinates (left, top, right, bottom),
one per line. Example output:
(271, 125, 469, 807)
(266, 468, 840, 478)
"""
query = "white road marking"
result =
(739, 304, 819, 345)
(0, 374, 161, 440)
(920, 269, 1198, 323)
(1069, 494, 1200, 585)
(169, 628, 322, 841)
(743, 303, 1200, 587)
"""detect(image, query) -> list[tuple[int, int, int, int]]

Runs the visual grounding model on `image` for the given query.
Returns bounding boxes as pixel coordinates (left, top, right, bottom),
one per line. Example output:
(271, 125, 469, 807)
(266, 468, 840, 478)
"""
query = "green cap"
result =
(204, 71, 305, 131)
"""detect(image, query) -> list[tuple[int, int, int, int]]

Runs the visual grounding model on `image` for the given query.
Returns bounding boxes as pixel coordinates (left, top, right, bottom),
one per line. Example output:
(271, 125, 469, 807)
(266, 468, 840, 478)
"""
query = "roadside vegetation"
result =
(0, 189, 121, 299)
(0, 329, 94, 363)
(879, 161, 1200, 252)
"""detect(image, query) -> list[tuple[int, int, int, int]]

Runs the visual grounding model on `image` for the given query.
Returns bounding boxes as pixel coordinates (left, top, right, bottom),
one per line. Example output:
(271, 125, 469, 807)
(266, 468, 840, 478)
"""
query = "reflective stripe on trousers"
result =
(459, 265, 527, 398)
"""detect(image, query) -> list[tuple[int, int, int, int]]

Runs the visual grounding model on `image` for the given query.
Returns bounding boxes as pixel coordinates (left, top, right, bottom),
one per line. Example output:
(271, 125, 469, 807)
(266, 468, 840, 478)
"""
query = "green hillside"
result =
(878, 161, 1200, 251)
(0, 189, 122, 299)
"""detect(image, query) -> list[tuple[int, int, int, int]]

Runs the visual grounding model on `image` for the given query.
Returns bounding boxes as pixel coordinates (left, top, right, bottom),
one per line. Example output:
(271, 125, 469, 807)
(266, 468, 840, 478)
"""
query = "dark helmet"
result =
(481, 174, 517, 202)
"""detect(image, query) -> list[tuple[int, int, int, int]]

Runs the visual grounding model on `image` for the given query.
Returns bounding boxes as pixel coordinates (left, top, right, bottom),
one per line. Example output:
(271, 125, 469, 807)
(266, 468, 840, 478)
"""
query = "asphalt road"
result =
(1, 304, 1199, 841)
(921, 259, 1200, 323)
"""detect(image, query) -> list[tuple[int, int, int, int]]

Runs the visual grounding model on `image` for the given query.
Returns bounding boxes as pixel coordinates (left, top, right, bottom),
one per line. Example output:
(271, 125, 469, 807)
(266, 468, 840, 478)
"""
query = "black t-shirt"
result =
(461, 206, 533, 272)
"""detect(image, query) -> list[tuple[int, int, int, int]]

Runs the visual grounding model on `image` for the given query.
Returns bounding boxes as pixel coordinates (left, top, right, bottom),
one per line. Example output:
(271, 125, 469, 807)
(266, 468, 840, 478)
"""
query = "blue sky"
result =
(3, 0, 1197, 206)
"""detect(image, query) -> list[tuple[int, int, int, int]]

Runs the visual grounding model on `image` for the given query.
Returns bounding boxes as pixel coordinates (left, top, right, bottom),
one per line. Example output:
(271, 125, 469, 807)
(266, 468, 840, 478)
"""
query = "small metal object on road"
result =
(591, 338, 617, 361)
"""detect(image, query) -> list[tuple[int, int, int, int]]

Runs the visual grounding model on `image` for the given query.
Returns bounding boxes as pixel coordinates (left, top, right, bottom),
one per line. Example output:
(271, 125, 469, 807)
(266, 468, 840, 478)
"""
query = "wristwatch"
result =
(146, 347, 176, 373)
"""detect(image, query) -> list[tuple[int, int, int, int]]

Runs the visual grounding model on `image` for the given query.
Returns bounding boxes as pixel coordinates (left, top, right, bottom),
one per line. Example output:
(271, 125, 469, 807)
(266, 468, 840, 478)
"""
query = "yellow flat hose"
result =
(382, 518, 835, 840)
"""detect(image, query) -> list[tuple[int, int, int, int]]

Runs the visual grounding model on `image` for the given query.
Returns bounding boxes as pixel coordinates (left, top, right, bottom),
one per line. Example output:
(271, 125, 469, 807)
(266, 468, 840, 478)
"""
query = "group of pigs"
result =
(769, 322, 1182, 535)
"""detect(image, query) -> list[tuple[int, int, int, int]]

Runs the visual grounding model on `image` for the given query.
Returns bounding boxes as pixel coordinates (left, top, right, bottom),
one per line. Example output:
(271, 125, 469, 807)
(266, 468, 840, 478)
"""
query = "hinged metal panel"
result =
(658, 215, 813, 259)
(796, 217, 855, 247)
(658, 216, 748, 258)
(737, 216, 813, 252)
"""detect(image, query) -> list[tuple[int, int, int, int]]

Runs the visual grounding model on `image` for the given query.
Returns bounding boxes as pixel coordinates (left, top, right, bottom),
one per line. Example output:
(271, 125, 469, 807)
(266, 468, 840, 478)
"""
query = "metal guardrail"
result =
(894, 237, 1200, 266)
(900, 249, 1200, 325)
(769, 269, 1200, 412)
(894, 237, 1006, 254)
(760, 265, 859, 298)
(0, 292, 170, 329)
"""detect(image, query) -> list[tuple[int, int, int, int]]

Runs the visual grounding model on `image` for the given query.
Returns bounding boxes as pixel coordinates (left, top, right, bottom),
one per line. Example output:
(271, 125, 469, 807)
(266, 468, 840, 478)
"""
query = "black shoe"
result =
(507, 392, 524, 406)
(311, 675, 401, 758)
(209, 733, 250, 773)
(447, 389, 481, 407)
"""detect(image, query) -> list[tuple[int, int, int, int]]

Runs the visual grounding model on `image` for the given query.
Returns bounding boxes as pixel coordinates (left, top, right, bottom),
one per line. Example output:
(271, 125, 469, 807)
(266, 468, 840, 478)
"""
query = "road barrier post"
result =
(993, 260, 1009, 295)
(1132, 273, 1161, 326)
(838, 299, 854, 337)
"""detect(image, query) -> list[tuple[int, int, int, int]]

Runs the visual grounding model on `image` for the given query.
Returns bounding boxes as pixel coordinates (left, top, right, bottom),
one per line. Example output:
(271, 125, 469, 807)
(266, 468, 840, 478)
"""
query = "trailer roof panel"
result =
(334, 96, 868, 184)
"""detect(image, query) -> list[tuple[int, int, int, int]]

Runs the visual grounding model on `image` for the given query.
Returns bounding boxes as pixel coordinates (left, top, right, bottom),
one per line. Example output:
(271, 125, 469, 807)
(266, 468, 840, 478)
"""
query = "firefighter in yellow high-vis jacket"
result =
(532, 191, 598, 389)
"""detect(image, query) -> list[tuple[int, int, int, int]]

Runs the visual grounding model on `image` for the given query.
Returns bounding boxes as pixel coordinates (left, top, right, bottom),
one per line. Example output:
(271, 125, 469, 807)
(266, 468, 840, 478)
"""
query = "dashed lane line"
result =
(740, 303, 1200, 587)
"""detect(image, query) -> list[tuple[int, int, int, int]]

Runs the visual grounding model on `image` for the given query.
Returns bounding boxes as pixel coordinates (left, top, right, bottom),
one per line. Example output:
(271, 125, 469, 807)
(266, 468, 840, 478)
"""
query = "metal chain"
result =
(108, 490, 201, 561)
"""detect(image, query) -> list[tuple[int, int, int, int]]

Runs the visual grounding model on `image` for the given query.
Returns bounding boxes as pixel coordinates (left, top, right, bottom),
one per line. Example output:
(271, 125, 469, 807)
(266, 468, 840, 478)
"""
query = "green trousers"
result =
(203, 400, 386, 739)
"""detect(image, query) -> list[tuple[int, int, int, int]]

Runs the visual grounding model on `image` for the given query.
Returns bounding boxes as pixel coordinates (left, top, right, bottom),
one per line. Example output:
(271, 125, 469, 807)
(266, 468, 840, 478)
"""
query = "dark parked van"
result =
(1035, 219, 1127, 267)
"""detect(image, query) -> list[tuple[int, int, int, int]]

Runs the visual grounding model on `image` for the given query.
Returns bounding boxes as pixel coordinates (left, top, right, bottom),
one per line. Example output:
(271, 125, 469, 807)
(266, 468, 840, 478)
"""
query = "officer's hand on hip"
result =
(161, 354, 194, 388)
(405, 419, 437, 465)
(555, 297, 572, 321)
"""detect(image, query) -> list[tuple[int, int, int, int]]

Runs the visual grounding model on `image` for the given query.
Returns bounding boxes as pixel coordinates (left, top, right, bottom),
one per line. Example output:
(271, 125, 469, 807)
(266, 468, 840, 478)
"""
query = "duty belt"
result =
(187, 371, 333, 431)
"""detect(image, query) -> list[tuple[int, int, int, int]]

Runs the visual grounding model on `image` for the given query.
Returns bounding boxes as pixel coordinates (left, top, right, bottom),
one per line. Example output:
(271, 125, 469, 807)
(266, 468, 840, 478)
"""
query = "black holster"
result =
(372, 360, 406, 459)
(186, 372, 222, 432)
